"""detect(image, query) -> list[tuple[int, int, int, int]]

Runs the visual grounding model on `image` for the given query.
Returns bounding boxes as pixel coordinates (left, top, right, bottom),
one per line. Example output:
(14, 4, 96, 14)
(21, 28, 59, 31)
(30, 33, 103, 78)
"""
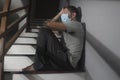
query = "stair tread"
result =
(4, 56, 33, 72)
(7, 45, 35, 55)
(14, 38, 37, 44)
(20, 32, 38, 37)
(31, 29, 39, 33)
(12, 72, 86, 80)
(30, 25, 42, 29)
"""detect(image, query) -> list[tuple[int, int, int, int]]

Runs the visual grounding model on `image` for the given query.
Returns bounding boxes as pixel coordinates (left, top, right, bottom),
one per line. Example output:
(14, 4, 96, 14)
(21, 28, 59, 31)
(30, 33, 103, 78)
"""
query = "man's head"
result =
(61, 5, 78, 22)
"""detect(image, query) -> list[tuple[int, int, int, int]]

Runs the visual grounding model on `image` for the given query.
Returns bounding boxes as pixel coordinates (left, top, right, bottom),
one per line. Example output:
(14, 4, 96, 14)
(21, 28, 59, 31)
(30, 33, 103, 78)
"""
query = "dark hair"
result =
(64, 5, 78, 15)
(64, 5, 82, 22)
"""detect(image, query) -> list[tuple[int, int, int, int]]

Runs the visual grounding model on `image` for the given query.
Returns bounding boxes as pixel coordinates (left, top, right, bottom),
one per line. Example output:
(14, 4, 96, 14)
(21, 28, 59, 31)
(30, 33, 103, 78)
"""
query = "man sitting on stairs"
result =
(23, 5, 84, 71)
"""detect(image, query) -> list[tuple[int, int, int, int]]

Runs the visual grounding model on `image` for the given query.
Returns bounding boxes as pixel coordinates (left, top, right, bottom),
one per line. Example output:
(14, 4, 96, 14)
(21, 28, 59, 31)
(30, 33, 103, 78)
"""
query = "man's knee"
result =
(37, 28, 51, 38)
(39, 28, 51, 34)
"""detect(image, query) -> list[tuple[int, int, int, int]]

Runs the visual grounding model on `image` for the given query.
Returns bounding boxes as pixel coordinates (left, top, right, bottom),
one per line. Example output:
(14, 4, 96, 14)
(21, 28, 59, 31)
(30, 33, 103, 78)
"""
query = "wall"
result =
(86, 42, 120, 80)
(70, 0, 120, 59)
(69, 0, 120, 80)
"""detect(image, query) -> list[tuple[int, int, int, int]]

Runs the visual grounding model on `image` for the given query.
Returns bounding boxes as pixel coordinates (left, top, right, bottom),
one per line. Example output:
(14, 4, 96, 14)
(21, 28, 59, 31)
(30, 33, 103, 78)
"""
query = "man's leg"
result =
(22, 28, 47, 71)
(23, 28, 73, 71)
(37, 28, 73, 70)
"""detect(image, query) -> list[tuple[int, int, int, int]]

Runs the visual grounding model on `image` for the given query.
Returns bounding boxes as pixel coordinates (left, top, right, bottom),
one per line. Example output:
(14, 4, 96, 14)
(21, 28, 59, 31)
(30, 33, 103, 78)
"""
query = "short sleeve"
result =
(63, 21, 80, 32)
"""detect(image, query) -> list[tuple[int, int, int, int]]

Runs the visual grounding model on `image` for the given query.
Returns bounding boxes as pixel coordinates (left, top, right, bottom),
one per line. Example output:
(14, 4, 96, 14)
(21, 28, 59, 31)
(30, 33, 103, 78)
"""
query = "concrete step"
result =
(31, 29, 39, 33)
(7, 45, 35, 55)
(30, 25, 42, 29)
(20, 32, 38, 38)
(12, 72, 86, 80)
(14, 38, 37, 45)
(4, 56, 33, 72)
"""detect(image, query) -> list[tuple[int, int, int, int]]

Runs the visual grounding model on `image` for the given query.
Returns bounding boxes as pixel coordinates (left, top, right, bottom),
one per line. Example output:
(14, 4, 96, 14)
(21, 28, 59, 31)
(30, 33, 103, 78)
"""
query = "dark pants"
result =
(33, 28, 73, 71)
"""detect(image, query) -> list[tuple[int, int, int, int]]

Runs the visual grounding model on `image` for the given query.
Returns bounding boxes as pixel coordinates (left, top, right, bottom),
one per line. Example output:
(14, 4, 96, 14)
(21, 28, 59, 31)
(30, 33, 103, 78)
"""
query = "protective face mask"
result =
(61, 13, 71, 23)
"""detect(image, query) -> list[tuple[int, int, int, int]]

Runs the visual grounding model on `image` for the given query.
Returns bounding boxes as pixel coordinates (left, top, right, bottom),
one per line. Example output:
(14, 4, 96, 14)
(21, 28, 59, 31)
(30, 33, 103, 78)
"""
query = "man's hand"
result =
(42, 19, 51, 28)
(59, 8, 64, 15)
(51, 8, 64, 22)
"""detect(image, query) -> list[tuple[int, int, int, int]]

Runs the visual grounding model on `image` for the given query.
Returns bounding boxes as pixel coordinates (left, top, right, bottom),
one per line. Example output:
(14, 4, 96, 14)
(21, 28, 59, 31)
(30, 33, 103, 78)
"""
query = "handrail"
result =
(0, 5, 29, 17)
(8, 5, 29, 15)
(0, 0, 11, 58)
(86, 31, 120, 76)
(0, 24, 26, 57)
(0, 14, 27, 39)
(4, 23, 27, 55)
(0, 0, 31, 80)
(7, 14, 27, 30)
(0, 1, 11, 80)
(0, 8, 29, 57)
(0, 11, 7, 17)
(0, 33, 5, 39)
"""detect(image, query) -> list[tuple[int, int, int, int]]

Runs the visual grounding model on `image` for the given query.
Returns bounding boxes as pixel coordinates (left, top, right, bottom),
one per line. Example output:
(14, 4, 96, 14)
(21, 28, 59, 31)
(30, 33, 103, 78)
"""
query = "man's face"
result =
(62, 8, 76, 20)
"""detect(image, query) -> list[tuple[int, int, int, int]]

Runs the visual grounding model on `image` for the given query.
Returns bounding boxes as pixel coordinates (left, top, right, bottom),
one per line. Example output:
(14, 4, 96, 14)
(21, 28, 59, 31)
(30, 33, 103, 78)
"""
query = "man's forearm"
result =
(45, 22, 66, 31)
(51, 8, 64, 22)
(51, 12, 61, 22)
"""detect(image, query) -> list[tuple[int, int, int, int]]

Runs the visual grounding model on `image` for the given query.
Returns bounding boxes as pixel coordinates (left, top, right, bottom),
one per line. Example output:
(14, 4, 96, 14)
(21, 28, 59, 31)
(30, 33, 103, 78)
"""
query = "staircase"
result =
(3, 24, 86, 80)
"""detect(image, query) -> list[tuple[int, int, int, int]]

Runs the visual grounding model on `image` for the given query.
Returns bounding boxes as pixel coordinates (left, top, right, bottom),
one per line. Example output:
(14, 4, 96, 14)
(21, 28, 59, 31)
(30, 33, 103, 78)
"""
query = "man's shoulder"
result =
(65, 21, 82, 26)
(63, 20, 83, 32)
(71, 21, 82, 26)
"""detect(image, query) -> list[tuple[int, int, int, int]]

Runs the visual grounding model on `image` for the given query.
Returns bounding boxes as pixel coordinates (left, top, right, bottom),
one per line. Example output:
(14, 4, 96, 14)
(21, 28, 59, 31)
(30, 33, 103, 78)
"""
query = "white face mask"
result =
(60, 13, 71, 23)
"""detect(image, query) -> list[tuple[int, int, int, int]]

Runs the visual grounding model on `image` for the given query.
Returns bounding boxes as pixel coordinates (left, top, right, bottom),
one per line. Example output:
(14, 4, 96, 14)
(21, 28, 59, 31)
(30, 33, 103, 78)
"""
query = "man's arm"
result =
(44, 8, 66, 31)
(45, 21, 66, 31)
(51, 8, 64, 22)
